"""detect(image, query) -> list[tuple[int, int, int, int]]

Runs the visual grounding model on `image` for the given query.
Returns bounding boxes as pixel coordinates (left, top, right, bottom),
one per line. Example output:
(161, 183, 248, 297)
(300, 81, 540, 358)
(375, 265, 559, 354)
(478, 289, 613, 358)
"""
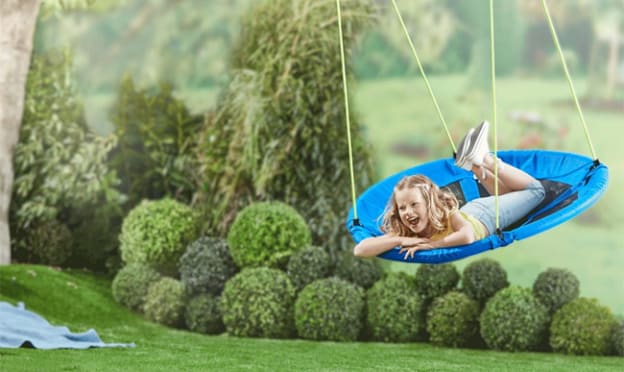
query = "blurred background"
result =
(32, 0, 623, 314)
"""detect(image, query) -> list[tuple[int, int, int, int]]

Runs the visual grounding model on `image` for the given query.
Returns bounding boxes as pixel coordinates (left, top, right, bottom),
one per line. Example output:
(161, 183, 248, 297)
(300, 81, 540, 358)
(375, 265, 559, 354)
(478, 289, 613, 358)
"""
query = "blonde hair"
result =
(381, 175, 458, 237)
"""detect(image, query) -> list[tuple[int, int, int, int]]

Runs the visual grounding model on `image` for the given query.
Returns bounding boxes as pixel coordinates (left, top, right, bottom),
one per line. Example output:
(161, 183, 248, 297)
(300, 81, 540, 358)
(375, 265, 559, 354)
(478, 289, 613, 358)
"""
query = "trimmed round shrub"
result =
(220, 268, 296, 338)
(143, 277, 186, 327)
(295, 277, 365, 342)
(22, 219, 73, 266)
(613, 322, 624, 356)
(227, 202, 311, 268)
(532, 267, 580, 314)
(111, 263, 162, 312)
(286, 246, 331, 291)
(462, 258, 509, 303)
(480, 286, 550, 352)
(120, 198, 199, 276)
(366, 272, 424, 342)
(179, 237, 238, 296)
(427, 291, 481, 348)
(414, 263, 460, 300)
(550, 297, 618, 355)
(334, 252, 384, 289)
(185, 293, 224, 334)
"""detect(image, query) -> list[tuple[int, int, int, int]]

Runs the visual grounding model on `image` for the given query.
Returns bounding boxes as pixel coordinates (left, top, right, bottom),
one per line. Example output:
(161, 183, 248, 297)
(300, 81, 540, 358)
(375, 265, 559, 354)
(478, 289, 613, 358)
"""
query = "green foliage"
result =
(286, 246, 331, 292)
(11, 48, 123, 268)
(366, 272, 424, 342)
(119, 198, 199, 276)
(111, 263, 162, 312)
(220, 268, 296, 338)
(426, 291, 481, 348)
(414, 263, 460, 300)
(480, 286, 550, 352)
(226, 202, 311, 268)
(334, 252, 384, 290)
(179, 237, 238, 296)
(613, 322, 624, 356)
(550, 298, 618, 356)
(196, 0, 376, 254)
(294, 277, 365, 342)
(108, 75, 202, 207)
(185, 293, 224, 335)
(16, 219, 73, 266)
(143, 277, 186, 327)
(532, 268, 580, 314)
(462, 258, 509, 303)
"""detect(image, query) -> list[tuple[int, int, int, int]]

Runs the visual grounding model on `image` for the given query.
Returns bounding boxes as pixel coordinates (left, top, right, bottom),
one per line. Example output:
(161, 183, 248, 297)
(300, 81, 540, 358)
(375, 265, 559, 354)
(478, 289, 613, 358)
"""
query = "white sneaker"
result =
(455, 128, 474, 171)
(465, 121, 490, 167)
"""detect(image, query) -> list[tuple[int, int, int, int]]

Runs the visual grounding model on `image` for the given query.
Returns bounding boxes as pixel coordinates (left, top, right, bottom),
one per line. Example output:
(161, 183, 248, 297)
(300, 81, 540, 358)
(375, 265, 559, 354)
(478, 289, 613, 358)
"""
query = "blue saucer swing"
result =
(336, 0, 609, 264)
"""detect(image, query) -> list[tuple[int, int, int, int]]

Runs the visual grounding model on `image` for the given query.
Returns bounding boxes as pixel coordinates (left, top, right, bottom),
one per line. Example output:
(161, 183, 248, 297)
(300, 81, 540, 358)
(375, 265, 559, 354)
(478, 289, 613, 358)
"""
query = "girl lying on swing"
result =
(353, 121, 546, 260)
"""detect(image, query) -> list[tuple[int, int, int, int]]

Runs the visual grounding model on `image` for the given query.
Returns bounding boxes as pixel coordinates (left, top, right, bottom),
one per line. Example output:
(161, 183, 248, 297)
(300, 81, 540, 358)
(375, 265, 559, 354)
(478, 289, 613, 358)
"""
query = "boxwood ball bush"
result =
(295, 277, 365, 342)
(480, 286, 550, 352)
(286, 246, 331, 291)
(220, 267, 296, 338)
(20, 219, 73, 266)
(550, 297, 618, 355)
(462, 258, 509, 303)
(414, 263, 460, 300)
(426, 291, 481, 348)
(366, 272, 424, 342)
(143, 277, 186, 328)
(185, 293, 224, 334)
(227, 202, 311, 268)
(613, 322, 624, 356)
(334, 251, 384, 289)
(532, 267, 580, 314)
(179, 237, 237, 296)
(111, 263, 162, 312)
(120, 198, 199, 276)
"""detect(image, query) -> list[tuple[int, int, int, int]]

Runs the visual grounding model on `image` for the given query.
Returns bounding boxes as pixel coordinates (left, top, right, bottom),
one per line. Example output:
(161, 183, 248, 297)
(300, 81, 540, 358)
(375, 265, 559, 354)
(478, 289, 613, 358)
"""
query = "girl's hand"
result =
(398, 237, 433, 260)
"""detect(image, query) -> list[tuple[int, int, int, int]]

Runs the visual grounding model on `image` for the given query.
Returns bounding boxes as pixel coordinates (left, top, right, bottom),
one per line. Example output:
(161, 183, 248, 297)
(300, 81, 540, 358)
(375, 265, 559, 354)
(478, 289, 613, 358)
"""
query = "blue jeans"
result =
(460, 181, 546, 235)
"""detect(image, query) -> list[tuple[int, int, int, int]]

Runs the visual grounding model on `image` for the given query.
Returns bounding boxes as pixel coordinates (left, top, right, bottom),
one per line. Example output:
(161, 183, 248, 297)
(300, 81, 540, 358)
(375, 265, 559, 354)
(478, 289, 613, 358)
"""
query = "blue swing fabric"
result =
(346, 149, 608, 264)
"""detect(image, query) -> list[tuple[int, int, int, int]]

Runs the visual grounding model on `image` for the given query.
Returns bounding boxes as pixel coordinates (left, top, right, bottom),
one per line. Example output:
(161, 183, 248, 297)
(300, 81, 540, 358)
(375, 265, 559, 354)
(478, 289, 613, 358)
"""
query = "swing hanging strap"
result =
(489, 0, 501, 233)
(542, 0, 598, 161)
(389, 0, 456, 153)
(336, 0, 360, 224)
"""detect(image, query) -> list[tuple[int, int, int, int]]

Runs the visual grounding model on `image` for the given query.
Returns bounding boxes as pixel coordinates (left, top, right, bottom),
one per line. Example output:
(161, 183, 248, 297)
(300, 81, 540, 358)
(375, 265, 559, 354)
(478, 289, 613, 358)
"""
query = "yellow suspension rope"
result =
(336, 0, 359, 222)
(489, 0, 501, 233)
(389, 0, 456, 153)
(542, 0, 598, 160)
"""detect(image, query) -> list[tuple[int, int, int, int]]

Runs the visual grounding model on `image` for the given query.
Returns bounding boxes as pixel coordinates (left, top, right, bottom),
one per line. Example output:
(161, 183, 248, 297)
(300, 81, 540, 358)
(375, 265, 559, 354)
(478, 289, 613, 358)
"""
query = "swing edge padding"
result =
(346, 149, 609, 264)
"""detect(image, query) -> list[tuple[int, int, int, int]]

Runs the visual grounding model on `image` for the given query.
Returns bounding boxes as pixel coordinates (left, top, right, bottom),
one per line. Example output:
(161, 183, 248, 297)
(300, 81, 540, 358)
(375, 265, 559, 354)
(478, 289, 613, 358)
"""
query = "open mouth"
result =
(407, 216, 420, 227)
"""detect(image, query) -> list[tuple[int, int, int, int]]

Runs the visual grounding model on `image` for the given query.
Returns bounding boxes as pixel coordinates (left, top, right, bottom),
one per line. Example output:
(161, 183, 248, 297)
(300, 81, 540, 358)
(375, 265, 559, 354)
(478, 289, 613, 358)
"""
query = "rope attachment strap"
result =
(389, 0, 456, 153)
(489, 0, 501, 233)
(336, 0, 359, 223)
(542, 0, 598, 160)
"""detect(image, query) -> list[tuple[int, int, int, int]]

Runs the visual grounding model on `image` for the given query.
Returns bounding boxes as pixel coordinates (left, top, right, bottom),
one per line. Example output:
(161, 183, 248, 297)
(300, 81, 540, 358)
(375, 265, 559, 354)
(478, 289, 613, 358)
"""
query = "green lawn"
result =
(1, 265, 622, 371)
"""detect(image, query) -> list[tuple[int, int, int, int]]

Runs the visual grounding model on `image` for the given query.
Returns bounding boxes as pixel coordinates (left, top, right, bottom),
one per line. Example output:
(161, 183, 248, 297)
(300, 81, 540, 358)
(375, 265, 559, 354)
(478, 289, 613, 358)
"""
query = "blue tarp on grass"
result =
(0, 301, 135, 349)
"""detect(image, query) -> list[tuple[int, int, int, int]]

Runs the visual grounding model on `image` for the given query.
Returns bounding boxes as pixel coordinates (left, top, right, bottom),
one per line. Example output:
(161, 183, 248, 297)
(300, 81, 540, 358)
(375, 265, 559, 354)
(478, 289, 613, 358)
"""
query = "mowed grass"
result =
(1, 265, 622, 372)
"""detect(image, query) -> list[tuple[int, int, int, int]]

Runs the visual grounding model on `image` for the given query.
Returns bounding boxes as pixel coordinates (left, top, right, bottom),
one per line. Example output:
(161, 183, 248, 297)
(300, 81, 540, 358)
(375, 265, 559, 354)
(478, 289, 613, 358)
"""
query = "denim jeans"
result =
(460, 181, 546, 235)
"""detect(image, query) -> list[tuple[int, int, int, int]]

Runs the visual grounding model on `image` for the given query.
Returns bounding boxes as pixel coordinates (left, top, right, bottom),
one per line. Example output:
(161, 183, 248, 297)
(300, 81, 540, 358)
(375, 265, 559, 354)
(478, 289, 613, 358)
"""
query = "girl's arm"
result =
(428, 212, 476, 249)
(353, 234, 431, 257)
(400, 212, 476, 260)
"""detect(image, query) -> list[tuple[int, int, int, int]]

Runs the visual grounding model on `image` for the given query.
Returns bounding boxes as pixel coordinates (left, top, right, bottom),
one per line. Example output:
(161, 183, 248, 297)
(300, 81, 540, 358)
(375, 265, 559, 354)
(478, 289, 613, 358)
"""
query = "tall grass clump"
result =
(196, 0, 377, 255)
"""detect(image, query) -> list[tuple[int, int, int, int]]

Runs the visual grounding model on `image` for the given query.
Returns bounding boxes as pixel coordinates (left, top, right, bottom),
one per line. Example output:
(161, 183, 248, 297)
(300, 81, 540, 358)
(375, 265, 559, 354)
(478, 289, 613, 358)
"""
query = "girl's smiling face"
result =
(394, 187, 430, 236)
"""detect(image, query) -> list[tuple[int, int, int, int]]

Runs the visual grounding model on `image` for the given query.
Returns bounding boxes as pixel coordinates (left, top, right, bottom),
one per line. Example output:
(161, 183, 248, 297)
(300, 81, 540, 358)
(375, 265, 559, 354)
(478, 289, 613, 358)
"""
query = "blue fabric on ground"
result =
(0, 301, 135, 349)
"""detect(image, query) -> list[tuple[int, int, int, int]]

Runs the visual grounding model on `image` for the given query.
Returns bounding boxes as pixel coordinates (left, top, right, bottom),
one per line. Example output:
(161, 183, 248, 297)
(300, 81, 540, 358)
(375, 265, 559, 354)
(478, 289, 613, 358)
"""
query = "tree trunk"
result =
(0, 0, 41, 265)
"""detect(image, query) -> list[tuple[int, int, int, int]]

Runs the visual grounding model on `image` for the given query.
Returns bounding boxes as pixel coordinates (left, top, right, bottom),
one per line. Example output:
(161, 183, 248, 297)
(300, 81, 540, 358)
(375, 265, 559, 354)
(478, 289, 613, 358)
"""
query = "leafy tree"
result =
(10, 49, 122, 268)
(196, 0, 376, 254)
